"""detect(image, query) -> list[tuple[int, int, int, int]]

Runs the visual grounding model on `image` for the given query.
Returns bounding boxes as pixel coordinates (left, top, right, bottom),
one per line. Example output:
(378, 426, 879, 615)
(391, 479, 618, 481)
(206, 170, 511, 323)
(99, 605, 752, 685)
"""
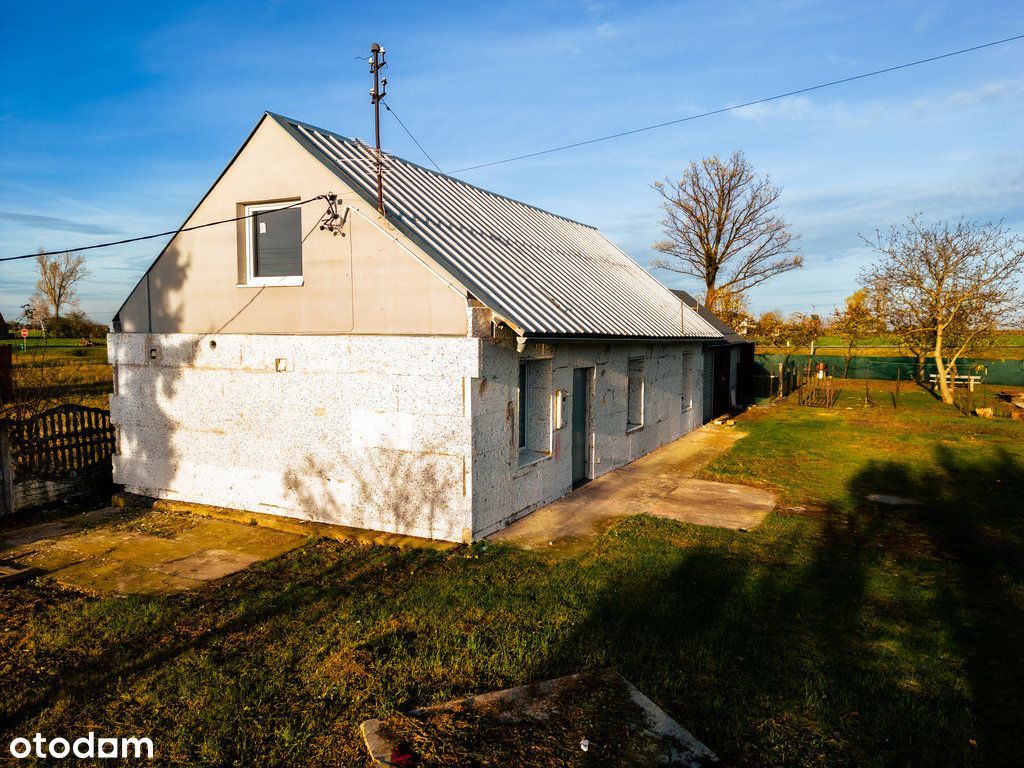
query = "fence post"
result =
(0, 425, 12, 517)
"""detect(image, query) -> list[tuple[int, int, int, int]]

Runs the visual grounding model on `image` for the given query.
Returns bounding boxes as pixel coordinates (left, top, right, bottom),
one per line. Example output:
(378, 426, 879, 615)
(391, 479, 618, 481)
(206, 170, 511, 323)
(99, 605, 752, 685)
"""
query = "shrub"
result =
(45, 311, 109, 339)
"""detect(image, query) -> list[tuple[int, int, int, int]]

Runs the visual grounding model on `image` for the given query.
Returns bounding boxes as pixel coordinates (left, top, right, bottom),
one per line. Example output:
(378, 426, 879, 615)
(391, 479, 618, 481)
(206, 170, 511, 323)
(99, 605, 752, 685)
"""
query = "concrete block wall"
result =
(470, 339, 705, 537)
(109, 333, 481, 542)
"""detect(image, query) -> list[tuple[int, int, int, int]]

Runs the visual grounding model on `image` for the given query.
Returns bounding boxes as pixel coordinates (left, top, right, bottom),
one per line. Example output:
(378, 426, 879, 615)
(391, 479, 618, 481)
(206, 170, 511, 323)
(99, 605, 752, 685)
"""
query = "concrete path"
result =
(489, 426, 776, 555)
(0, 507, 305, 595)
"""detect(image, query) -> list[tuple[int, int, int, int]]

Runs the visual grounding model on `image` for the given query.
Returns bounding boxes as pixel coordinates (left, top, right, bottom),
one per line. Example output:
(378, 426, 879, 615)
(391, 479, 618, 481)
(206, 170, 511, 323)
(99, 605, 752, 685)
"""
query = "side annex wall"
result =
(470, 339, 705, 538)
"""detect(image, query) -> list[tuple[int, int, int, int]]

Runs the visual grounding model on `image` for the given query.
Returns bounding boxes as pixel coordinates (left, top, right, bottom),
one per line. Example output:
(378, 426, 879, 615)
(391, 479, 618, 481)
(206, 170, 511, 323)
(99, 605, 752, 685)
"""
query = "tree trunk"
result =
(933, 328, 954, 405)
(843, 342, 853, 378)
(703, 284, 717, 311)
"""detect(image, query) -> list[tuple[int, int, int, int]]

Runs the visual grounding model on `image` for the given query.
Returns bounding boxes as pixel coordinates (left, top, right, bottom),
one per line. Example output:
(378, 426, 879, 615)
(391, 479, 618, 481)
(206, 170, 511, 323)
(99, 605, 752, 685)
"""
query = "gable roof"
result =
(671, 290, 747, 345)
(269, 113, 720, 340)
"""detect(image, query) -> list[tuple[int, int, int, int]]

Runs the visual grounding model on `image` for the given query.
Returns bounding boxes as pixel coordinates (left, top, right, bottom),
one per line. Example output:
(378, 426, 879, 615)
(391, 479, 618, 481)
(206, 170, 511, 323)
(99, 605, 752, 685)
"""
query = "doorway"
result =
(712, 346, 731, 418)
(572, 367, 592, 488)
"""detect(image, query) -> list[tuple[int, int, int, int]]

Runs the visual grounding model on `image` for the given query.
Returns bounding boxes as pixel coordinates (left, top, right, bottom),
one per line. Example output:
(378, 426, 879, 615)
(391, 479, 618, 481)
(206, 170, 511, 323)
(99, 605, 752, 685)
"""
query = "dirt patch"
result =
(366, 671, 716, 767)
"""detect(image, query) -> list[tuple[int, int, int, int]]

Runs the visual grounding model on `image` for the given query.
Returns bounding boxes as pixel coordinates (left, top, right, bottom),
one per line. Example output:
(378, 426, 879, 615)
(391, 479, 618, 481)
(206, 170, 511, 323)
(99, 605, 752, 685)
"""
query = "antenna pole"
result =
(369, 42, 388, 215)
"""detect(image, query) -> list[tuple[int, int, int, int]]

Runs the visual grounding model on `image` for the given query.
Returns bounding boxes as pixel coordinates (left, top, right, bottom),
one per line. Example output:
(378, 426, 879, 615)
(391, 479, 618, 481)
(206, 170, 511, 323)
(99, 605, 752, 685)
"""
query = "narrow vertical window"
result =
(627, 357, 645, 430)
(681, 352, 693, 411)
(518, 362, 528, 449)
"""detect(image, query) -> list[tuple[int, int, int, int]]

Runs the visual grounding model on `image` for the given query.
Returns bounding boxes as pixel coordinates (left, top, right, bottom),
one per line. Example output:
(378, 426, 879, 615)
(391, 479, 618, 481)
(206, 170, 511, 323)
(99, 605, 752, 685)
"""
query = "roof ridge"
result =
(266, 112, 600, 231)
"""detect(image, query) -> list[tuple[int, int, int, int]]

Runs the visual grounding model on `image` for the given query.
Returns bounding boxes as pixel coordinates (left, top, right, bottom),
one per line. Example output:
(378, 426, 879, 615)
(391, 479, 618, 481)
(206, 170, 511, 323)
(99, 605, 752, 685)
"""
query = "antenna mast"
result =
(369, 42, 388, 215)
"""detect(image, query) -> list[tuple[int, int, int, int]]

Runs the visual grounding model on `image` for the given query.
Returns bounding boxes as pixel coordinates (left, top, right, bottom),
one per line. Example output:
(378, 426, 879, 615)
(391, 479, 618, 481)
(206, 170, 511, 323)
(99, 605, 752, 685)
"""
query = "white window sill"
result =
(516, 449, 550, 472)
(238, 277, 303, 288)
(626, 424, 644, 434)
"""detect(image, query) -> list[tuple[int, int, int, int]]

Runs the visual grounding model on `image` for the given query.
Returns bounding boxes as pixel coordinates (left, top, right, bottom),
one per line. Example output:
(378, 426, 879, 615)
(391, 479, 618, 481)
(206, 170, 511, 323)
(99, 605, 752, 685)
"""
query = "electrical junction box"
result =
(554, 389, 568, 429)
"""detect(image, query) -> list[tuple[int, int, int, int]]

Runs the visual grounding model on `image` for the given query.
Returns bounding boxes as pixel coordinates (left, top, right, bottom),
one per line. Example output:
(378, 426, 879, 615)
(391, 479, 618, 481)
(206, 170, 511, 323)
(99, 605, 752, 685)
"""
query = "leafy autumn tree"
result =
(829, 289, 885, 377)
(651, 150, 803, 313)
(713, 286, 754, 331)
(34, 248, 89, 319)
(860, 217, 1024, 405)
(750, 310, 785, 343)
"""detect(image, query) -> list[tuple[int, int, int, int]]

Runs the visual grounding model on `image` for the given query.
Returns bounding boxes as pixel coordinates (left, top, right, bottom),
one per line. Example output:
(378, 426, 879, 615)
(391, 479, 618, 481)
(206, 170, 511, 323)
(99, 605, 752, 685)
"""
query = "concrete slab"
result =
(153, 549, 262, 581)
(490, 426, 775, 554)
(0, 507, 307, 595)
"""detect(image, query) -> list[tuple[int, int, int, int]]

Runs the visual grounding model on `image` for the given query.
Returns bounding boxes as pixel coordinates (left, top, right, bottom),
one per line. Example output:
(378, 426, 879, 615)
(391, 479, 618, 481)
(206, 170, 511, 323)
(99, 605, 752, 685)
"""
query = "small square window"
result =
(244, 203, 303, 286)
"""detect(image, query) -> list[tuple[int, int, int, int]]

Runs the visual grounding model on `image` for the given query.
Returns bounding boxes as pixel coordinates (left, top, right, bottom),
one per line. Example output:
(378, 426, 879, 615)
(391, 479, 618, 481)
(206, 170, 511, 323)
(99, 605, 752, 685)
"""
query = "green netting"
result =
(755, 354, 1024, 386)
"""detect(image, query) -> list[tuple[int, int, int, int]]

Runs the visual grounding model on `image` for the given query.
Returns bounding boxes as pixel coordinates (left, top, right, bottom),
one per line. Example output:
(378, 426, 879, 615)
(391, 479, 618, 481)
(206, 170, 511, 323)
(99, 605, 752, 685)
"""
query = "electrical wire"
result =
(450, 33, 1024, 173)
(4, 34, 1022, 264)
(381, 100, 444, 173)
(0, 196, 325, 264)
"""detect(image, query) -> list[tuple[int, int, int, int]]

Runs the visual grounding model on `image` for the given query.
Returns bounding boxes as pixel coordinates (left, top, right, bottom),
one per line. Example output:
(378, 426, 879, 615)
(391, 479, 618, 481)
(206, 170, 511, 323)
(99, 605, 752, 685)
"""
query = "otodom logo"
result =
(8, 732, 154, 760)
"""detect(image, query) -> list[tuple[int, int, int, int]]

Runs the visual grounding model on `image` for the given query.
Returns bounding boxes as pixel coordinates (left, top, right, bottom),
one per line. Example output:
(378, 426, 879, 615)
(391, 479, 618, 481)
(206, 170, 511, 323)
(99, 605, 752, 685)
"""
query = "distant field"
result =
(2, 335, 112, 412)
(762, 337, 1024, 360)
(811, 333, 1024, 349)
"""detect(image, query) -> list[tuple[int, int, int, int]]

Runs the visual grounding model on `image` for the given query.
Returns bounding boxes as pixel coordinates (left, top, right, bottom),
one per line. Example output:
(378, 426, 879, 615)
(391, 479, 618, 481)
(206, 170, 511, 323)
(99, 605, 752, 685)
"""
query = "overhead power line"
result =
(382, 99, 444, 173)
(0, 196, 326, 264)
(451, 33, 1024, 174)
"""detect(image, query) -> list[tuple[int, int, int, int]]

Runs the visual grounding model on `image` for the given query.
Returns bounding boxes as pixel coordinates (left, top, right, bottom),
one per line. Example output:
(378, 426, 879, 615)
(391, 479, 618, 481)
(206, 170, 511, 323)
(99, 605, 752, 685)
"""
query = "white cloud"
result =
(595, 22, 620, 39)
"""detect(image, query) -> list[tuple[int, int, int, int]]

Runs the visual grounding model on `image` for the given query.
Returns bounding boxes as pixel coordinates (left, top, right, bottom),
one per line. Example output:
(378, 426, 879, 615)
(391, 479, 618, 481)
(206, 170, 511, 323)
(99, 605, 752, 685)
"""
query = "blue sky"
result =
(2, 0, 1023, 324)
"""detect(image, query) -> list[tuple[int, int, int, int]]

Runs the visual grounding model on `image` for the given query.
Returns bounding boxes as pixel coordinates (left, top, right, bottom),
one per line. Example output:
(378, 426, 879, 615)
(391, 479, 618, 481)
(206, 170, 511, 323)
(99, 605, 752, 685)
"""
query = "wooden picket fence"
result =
(5, 404, 115, 479)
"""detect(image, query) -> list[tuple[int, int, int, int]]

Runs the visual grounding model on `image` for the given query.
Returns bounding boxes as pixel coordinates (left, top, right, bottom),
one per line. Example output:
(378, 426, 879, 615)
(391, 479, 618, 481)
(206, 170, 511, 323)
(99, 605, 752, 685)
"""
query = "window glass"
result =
(252, 207, 302, 278)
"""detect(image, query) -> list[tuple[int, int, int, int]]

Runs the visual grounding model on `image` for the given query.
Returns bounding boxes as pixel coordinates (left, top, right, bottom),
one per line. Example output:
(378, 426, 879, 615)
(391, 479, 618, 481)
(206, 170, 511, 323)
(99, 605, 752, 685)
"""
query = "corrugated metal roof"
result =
(271, 113, 721, 340)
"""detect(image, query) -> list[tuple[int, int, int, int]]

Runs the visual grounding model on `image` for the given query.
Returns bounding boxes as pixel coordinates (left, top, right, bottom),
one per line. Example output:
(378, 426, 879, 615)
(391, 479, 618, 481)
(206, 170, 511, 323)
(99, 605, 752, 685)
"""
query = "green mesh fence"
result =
(755, 354, 1024, 386)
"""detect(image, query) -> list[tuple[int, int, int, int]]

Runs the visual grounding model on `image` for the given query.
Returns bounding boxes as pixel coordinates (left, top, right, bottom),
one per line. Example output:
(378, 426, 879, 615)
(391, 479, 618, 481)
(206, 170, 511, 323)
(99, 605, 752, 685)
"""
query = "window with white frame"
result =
(681, 352, 694, 411)
(244, 203, 303, 286)
(627, 356, 645, 430)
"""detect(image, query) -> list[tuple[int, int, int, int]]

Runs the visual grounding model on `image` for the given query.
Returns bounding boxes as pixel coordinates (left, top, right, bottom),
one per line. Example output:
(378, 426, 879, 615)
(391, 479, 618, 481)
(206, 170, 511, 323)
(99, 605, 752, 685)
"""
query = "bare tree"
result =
(651, 150, 803, 311)
(860, 217, 1024, 405)
(20, 296, 52, 329)
(34, 248, 89, 319)
(829, 289, 885, 377)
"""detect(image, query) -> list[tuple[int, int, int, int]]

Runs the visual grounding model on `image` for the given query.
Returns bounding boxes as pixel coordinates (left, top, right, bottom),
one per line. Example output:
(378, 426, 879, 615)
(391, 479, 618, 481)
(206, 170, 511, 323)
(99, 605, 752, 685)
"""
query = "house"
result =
(0, 311, 9, 339)
(108, 113, 722, 543)
(671, 291, 755, 421)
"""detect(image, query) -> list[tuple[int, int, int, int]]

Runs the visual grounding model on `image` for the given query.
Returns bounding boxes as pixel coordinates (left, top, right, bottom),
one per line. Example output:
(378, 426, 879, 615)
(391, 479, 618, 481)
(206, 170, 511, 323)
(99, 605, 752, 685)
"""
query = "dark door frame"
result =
(571, 367, 592, 488)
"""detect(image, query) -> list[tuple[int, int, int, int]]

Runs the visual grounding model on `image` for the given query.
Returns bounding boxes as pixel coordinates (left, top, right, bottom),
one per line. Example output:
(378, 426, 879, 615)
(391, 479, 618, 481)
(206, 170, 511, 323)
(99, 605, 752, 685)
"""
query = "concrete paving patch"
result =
(0, 507, 307, 595)
(154, 549, 262, 581)
(490, 426, 776, 554)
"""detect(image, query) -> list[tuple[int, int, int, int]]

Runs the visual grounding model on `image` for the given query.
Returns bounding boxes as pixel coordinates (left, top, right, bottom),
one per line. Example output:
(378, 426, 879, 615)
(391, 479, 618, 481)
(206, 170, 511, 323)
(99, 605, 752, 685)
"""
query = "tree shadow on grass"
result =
(0, 540, 427, 766)
(536, 445, 1023, 767)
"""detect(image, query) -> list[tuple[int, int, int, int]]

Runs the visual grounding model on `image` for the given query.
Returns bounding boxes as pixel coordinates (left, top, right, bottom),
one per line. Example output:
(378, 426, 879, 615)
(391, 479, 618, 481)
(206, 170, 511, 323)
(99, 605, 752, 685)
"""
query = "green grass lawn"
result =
(1, 385, 1022, 766)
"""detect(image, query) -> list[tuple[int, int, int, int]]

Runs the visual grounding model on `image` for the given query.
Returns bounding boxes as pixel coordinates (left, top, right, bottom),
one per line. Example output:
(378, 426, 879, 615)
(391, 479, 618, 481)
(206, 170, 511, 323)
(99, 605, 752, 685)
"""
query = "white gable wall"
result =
(109, 332, 480, 541)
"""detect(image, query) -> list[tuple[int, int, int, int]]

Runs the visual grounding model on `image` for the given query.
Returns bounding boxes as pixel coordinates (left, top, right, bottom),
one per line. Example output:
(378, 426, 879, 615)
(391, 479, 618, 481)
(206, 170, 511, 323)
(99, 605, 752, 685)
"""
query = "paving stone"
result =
(153, 549, 262, 580)
(490, 427, 776, 554)
(1, 507, 308, 595)
(52, 558, 200, 595)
